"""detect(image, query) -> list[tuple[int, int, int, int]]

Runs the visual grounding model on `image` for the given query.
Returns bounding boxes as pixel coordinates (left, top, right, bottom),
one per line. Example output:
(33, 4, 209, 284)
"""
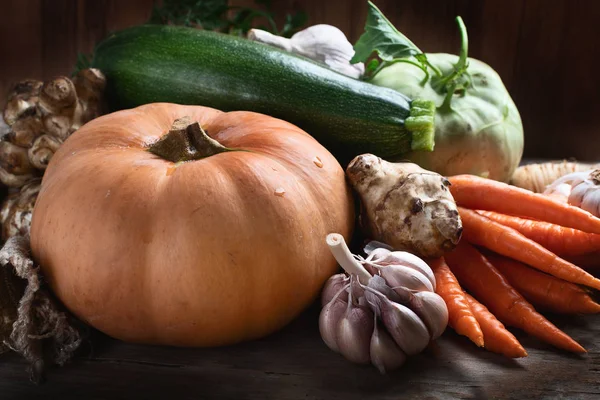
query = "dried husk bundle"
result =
(0, 236, 84, 384)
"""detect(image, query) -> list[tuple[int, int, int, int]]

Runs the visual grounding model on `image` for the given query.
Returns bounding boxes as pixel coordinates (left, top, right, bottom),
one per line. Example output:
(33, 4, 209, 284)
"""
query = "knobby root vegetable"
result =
(458, 207, 600, 290)
(28, 135, 62, 170)
(2, 80, 43, 125)
(448, 174, 600, 234)
(510, 161, 600, 193)
(346, 154, 462, 258)
(0, 69, 106, 191)
(445, 241, 586, 353)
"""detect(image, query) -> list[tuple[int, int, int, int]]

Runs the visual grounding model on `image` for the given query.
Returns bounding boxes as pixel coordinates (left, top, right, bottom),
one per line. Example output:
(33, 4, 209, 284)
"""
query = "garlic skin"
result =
(545, 169, 600, 217)
(247, 25, 364, 79)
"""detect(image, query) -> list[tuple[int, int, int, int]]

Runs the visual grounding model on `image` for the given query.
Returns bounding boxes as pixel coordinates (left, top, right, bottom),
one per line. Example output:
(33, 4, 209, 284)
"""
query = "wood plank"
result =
(511, 0, 568, 161)
(0, 302, 599, 399)
(0, 0, 43, 101)
(40, 0, 78, 80)
(105, 0, 156, 32)
(553, 0, 600, 161)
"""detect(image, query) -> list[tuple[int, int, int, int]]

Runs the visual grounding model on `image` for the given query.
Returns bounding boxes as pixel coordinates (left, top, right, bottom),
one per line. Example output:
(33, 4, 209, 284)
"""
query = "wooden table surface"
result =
(1, 301, 599, 400)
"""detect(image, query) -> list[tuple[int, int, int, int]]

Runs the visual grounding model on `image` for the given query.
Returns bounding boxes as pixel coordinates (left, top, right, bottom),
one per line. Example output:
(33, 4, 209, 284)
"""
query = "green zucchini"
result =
(91, 25, 435, 164)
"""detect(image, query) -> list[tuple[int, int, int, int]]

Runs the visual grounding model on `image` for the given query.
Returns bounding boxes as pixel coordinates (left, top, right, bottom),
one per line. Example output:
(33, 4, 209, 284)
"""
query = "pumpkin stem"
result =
(148, 116, 233, 162)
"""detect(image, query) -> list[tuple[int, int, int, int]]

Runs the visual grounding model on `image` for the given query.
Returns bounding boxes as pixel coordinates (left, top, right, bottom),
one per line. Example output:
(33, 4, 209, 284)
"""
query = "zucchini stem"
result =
(148, 116, 234, 163)
(405, 99, 436, 151)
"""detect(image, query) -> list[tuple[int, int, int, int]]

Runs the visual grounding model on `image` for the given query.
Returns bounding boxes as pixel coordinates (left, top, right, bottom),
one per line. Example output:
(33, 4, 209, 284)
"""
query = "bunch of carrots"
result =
(428, 174, 600, 358)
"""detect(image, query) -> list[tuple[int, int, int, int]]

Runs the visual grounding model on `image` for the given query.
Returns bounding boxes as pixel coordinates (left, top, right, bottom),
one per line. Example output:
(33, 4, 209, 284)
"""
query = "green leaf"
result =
(351, 1, 422, 64)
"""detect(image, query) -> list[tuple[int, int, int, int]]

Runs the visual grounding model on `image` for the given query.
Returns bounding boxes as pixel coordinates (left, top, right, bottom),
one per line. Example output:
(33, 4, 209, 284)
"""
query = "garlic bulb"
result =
(247, 24, 364, 79)
(320, 233, 448, 373)
(544, 169, 600, 217)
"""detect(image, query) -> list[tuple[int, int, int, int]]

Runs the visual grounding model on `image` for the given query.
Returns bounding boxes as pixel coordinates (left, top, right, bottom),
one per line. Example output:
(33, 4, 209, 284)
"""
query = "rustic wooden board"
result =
(1, 302, 599, 399)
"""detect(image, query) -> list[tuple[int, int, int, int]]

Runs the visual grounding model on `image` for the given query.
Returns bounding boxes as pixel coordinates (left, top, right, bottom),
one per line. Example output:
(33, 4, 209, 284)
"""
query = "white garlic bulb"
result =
(545, 169, 600, 217)
(247, 25, 364, 79)
(319, 233, 448, 374)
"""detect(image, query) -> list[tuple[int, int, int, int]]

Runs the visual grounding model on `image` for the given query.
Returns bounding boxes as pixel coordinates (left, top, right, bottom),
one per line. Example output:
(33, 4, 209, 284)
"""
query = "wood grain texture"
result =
(0, 0, 599, 158)
(1, 302, 599, 399)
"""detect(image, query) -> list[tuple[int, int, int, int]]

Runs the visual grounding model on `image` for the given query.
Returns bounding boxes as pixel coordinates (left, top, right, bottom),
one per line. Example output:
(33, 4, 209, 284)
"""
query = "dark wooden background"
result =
(2, 0, 600, 160)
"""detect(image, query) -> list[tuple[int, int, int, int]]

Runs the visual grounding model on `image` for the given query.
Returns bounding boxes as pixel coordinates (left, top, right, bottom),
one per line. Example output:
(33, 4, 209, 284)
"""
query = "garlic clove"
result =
(336, 290, 374, 364)
(581, 187, 600, 217)
(369, 250, 436, 291)
(409, 291, 449, 340)
(319, 285, 349, 353)
(321, 273, 349, 307)
(370, 316, 406, 374)
(366, 288, 429, 356)
(367, 275, 403, 303)
(376, 264, 434, 293)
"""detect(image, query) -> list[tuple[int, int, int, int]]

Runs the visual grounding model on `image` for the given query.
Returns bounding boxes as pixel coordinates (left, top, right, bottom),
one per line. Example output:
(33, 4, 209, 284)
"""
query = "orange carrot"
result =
(458, 207, 600, 291)
(484, 252, 600, 314)
(477, 210, 600, 257)
(464, 292, 527, 358)
(445, 241, 586, 353)
(448, 174, 600, 234)
(429, 257, 484, 347)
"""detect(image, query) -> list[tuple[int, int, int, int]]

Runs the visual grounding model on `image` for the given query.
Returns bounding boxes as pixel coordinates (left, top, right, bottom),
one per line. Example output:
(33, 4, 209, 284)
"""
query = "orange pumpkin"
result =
(30, 103, 354, 346)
